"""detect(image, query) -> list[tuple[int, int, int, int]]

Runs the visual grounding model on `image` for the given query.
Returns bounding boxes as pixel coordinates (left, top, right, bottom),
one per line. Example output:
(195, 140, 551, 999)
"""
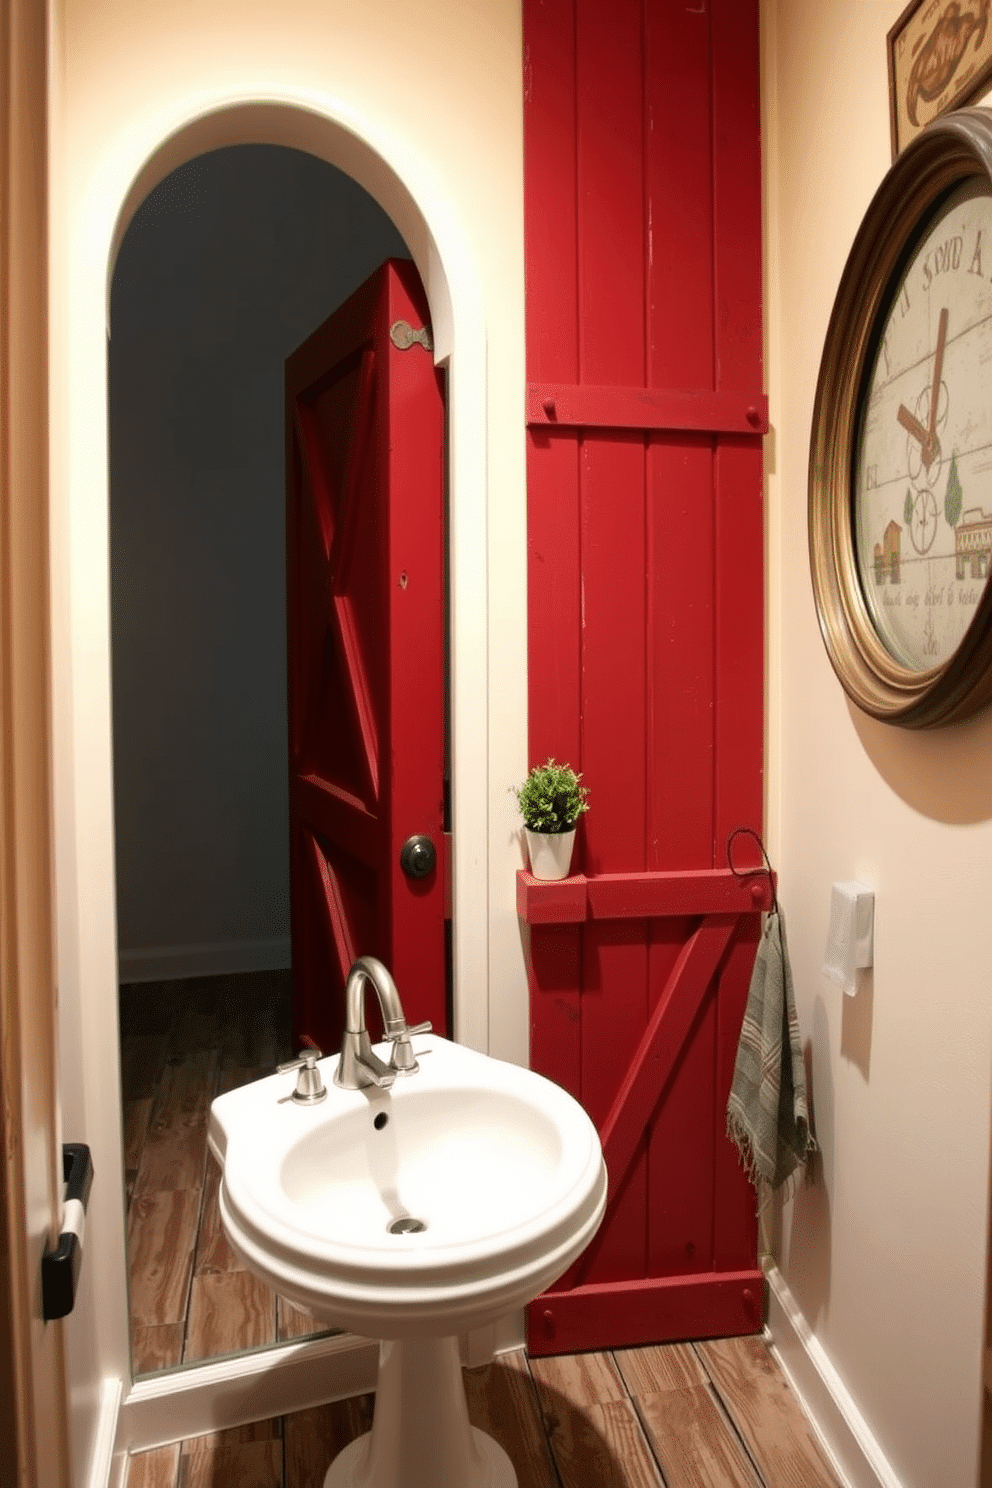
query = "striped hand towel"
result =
(726, 908, 815, 1194)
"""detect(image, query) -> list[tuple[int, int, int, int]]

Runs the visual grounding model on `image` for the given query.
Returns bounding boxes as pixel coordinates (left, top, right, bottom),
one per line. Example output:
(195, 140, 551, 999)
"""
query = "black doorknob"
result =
(400, 835, 437, 880)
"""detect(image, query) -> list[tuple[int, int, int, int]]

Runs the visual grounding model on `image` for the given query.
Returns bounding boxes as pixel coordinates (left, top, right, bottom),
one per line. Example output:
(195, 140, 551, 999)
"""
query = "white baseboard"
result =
(117, 937, 291, 983)
(764, 1262, 904, 1488)
(87, 1378, 122, 1488)
(117, 1332, 378, 1455)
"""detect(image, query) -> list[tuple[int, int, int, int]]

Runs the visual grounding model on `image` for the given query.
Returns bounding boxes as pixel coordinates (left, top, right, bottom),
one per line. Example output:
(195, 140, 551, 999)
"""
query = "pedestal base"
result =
(323, 1336, 516, 1488)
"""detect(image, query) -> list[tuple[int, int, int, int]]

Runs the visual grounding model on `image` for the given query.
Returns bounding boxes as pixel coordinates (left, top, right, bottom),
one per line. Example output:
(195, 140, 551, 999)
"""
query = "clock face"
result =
(854, 175, 992, 671)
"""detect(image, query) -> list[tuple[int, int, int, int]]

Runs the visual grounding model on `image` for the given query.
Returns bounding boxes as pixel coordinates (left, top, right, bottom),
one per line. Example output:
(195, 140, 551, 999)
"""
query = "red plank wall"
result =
(522, 0, 768, 1354)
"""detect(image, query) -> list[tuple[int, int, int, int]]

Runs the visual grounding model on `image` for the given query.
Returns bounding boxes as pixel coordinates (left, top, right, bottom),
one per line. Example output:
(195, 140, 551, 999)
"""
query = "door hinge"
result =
(390, 319, 433, 353)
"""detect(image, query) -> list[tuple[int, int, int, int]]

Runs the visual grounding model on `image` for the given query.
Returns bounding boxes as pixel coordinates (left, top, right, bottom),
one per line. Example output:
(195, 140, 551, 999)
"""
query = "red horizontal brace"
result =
(516, 867, 775, 924)
(526, 382, 769, 435)
(526, 1269, 765, 1356)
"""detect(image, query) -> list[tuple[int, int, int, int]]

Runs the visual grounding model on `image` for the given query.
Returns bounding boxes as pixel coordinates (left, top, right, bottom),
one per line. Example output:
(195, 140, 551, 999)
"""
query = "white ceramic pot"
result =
(525, 828, 576, 881)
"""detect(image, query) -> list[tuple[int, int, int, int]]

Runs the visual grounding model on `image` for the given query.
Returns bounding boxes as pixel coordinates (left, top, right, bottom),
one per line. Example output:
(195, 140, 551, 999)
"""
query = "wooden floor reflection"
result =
(120, 970, 336, 1373)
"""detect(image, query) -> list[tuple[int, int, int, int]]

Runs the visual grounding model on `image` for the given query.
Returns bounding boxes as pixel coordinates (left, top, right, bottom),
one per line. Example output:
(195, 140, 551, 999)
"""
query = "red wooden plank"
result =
(527, 435, 582, 771)
(646, 918, 716, 1278)
(578, 436, 649, 1280)
(580, 439, 647, 875)
(646, 437, 716, 870)
(527, 1270, 765, 1356)
(575, 0, 645, 382)
(527, 384, 768, 434)
(644, 0, 715, 393)
(578, 923, 649, 1284)
(516, 869, 773, 923)
(711, 0, 763, 394)
(598, 915, 737, 1200)
(527, 924, 583, 1105)
(589, 870, 771, 918)
(523, 0, 578, 383)
(713, 440, 764, 849)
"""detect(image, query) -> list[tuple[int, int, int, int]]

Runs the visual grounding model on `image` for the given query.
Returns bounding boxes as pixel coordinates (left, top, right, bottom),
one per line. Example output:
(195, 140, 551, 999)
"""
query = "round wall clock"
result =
(809, 107, 992, 727)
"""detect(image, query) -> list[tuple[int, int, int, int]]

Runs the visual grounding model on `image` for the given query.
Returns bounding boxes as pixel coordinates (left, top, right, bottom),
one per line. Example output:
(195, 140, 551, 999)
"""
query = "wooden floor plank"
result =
(131, 1322, 185, 1376)
(276, 1295, 335, 1343)
(529, 1347, 627, 1407)
(528, 1348, 660, 1488)
(463, 1351, 560, 1488)
(149, 1050, 217, 1129)
(283, 1396, 375, 1488)
(636, 1384, 761, 1488)
(532, 1387, 661, 1488)
(134, 1117, 209, 1195)
(120, 1033, 170, 1102)
(122, 971, 295, 1374)
(194, 1155, 242, 1274)
(614, 1342, 708, 1397)
(127, 1189, 201, 1327)
(184, 1268, 277, 1363)
(697, 1337, 842, 1488)
(178, 1421, 282, 1488)
(125, 1444, 180, 1488)
(123, 1097, 154, 1205)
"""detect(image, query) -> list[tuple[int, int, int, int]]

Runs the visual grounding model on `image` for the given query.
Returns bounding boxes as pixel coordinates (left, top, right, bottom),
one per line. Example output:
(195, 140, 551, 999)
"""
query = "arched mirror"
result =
(111, 143, 419, 1376)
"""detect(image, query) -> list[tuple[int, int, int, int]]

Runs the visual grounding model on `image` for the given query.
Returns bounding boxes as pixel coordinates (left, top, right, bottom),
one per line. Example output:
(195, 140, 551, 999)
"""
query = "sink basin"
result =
(209, 1032, 607, 1488)
(209, 1034, 606, 1339)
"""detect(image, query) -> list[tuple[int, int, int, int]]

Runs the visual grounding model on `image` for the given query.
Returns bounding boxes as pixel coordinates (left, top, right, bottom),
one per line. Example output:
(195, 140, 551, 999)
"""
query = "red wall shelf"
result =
(516, 867, 775, 925)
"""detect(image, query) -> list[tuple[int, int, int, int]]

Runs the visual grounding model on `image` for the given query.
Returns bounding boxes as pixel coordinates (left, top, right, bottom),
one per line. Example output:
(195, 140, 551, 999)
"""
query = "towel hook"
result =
(726, 826, 779, 916)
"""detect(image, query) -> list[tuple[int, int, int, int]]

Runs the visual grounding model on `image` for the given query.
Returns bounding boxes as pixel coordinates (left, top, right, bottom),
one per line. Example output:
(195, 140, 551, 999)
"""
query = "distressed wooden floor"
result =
(124, 1336, 843, 1487)
(120, 971, 338, 1373)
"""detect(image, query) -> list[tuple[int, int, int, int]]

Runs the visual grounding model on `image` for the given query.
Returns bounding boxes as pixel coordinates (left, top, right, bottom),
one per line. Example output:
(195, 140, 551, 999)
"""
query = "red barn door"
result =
(522, 0, 768, 1353)
(285, 259, 447, 1057)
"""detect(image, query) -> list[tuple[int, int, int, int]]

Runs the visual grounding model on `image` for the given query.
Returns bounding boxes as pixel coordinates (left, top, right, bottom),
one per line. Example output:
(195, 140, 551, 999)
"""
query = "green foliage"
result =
(513, 758, 590, 834)
(903, 488, 913, 526)
(945, 452, 963, 528)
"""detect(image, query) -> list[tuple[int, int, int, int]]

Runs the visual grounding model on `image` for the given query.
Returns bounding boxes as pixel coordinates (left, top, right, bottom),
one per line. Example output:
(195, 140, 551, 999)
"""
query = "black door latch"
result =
(42, 1143, 94, 1321)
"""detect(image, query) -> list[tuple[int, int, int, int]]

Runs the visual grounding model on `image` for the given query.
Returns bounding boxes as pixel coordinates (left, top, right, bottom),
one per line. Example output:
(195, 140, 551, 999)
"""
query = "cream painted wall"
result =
(764, 5, 992, 1485)
(50, 0, 527, 1430)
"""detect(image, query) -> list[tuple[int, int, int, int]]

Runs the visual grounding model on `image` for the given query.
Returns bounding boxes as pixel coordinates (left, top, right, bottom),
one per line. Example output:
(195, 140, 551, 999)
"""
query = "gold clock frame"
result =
(809, 107, 992, 728)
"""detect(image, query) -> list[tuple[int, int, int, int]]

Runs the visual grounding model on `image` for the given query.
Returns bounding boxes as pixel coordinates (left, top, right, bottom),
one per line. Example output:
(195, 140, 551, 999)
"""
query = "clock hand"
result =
(897, 403, 930, 447)
(925, 305, 948, 464)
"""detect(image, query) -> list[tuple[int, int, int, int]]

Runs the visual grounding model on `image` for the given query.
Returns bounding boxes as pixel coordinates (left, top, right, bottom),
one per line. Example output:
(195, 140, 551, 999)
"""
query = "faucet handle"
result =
(277, 1050, 328, 1104)
(384, 1020, 432, 1075)
(389, 1021, 432, 1039)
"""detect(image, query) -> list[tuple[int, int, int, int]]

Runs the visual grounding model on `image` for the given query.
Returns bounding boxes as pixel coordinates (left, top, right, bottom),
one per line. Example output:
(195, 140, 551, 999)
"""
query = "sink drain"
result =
(388, 1216, 427, 1235)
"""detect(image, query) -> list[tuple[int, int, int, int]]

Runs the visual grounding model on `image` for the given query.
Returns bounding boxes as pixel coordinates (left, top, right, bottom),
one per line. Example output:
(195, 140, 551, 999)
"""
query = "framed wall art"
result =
(888, 0, 992, 158)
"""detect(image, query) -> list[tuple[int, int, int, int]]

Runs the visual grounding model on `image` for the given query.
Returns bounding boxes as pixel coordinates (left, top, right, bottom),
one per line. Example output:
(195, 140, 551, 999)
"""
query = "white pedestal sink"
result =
(209, 1033, 607, 1488)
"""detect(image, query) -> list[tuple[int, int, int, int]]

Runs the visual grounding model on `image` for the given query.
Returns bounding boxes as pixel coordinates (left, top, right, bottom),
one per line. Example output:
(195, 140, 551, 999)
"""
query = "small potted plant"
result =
(513, 758, 589, 880)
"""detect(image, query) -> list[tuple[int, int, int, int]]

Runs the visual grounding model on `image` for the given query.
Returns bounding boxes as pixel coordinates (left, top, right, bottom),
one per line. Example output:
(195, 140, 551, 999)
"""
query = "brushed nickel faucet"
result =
(335, 955, 431, 1091)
